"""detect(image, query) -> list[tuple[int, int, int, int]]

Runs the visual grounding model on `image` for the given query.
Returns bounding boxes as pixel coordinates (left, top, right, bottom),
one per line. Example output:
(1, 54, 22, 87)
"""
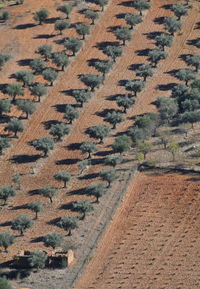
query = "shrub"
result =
(0, 11, 9, 22)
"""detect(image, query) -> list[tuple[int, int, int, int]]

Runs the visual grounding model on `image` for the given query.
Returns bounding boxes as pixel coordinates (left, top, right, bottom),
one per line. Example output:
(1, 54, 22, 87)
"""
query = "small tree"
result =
(72, 200, 94, 220)
(157, 98, 178, 124)
(42, 68, 58, 86)
(104, 111, 124, 129)
(64, 37, 82, 56)
(135, 64, 153, 81)
(54, 20, 69, 35)
(15, 70, 34, 87)
(86, 125, 110, 143)
(125, 79, 145, 96)
(164, 17, 181, 35)
(27, 201, 44, 219)
(50, 123, 70, 141)
(175, 68, 196, 86)
(54, 171, 71, 188)
(11, 214, 34, 236)
(86, 183, 106, 203)
(137, 141, 153, 159)
(28, 250, 47, 271)
(37, 44, 52, 61)
(104, 155, 123, 167)
(93, 60, 113, 79)
(57, 217, 78, 236)
(76, 23, 90, 40)
(53, 52, 70, 71)
(84, 9, 99, 25)
(80, 141, 97, 159)
(79, 74, 103, 91)
(43, 232, 64, 249)
(128, 126, 151, 144)
(148, 49, 167, 67)
(71, 89, 91, 107)
(39, 185, 57, 203)
(78, 159, 91, 175)
(99, 169, 118, 188)
(95, 0, 108, 11)
(30, 83, 47, 102)
(6, 83, 23, 102)
(34, 9, 50, 25)
(0, 99, 11, 116)
(64, 105, 79, 124)
(31, 137, 54, 157)
(0, 278, 12, 289)
(116, 95, 135, 113)
(155, 33, 173, 51)
(171, 83, 189, 99)
(114, 27, 131, 45)
(171, 3, 188, 20)
(132, 0, 151, 15)
(185, 54, 200, 72)
(168, 142, 180, 161)
(12, 173, 21, 190)
(112, 135, 131, 154)
(16, 99, 36, 119)
(0, 231, 14, 253)
(0, 137, 10, 155)
(57, 3, 73, 19)
(158, 130, 171, 149)
(124, 13, 142, 29)
(30, 58, 46, 74)
(181, 111, 200, 128)
(0, 11, 10, 23)
(135, 152, 145, 163)
(0, 53, 10, 70)
(5, 118, 24, 138)
(103, 45, 122, 62)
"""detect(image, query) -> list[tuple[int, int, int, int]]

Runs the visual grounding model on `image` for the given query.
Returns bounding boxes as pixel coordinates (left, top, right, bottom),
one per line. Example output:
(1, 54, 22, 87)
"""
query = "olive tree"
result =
(104, 111, 124, 129)
(125, 79, 145, 96)
(42, 68, 58, 86)
(157, 98, 178, 124)
(43, 231, 64, 249)
(64, 37, 82, 56)
(124, 13, 142, 29)
(15, 70, 34, 87)
(84, 9, 99, 25)
(0, 278, 12, 289)
(168, 142, 180, 161)
(52, 52, 70, 71)
(33, 9, 50, 25)
(72, 199, 94, 220)
(64, 105, 79, 123)
(38, 185, 57, 203)
(31, 137, 54, 157)
(112, 135, 131, 154)
(86, 125, 110, 143)
(11, 214, 34, 236)
(30, 83, 47, 102)
(0, 99, 11, 116)
(116, 95, 135, 113)
(50, 123, 70, 141)
(0, 10, 9, 23)
(27, 201, 44, 219)
(86, 183, 106, 203)
(104, 155, 123, 167)
(30, 58, 46, 74)
(185, 54, 200, 72)
(4, 118, 24, 137)
(175, 68, 196, 86)
(57, 3, 73, 19)
(0, 137, 10, 155)
(114, 27, 131, 45)
(54, 171, 71, 188)
(37, 44, 52, 61)
(0, 185, 16, 205)
(137, 141, 153, 159)
(12, 173, 21, 190)
(99, 169, 118, 188)
(78, 159, 91, 175)
(0, 53, 10, 70)
(80, 141, 97, 159)
(76, 23, 90, 40)
(148, 49, 167, 67)
(16, 99, 36, 119)
(71, 89, 91, 107)
(181, 110, 200, 128)
(132, 0, 151, 15)
(93, 60, 113, 78)
(103, 45, 122, 62)
(171, 3, 188, 20)
(6, 83, 24, 102)
(57, 217, 78, 236)
(164, 17, 181, 35)
(54, 20, 69, 35)
(136, 64, 153, 81)
(79, 74, 103, 91)
(155, 33, 173, 51)
(0, 231, 15, 252)
(94, 0, 108, 11)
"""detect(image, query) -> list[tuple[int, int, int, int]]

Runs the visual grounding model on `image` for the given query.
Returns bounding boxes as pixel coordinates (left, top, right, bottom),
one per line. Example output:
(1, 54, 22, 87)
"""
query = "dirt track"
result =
(75, 170, 200, 289)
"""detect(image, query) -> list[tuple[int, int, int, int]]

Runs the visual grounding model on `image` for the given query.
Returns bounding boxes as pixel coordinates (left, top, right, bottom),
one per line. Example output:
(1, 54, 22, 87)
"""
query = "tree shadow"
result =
(66, 142, 81, 151)
(28, 189, 41, 196)
(78, 172, 99, 180)
(52, 104, 67, 113)
(33, 34, 55, 39)
(17, 58, 32, 67)
(115, 13, 126, 19)
(195, 21, 200, 30)
(46, 217, 60, 226)
(42, 119, 60, 130)
(156, 82, 177, 91)
(68, 187, 87, 196)
(45, 17, 60, 24)
(14, 23, 36, 29)
(0, 220, 12, 227)
(95, 41, 119, 51)
(118, 1, 133, 7)
(118, 79, 129, 86)
(94, 150, 113, 157)
(0, 115, 10, 124)
(87, 58, 100, 67)
(164, 68, 179, 76)
(55, 158, 79, 165)
(187, 38, 200, 47)
(154, 16, 165, 25)
(11, 204, 27, 210)
(10, 154, 41, 164)
(107, 25, 121, 33)
(60, 88, 75, 97)
(91, 157, 105, 165)
(59, 201, 74, 210)
(95, 108, 115, 117)
(179, 53, 192, 62)
(128, 63, 143, 71)
(0, 83, 8, 93)
(135, 48, 151, 56)
(160, 4, 172, 10)
(30, 236, 44, 243)
(144, 31, 161, 40)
